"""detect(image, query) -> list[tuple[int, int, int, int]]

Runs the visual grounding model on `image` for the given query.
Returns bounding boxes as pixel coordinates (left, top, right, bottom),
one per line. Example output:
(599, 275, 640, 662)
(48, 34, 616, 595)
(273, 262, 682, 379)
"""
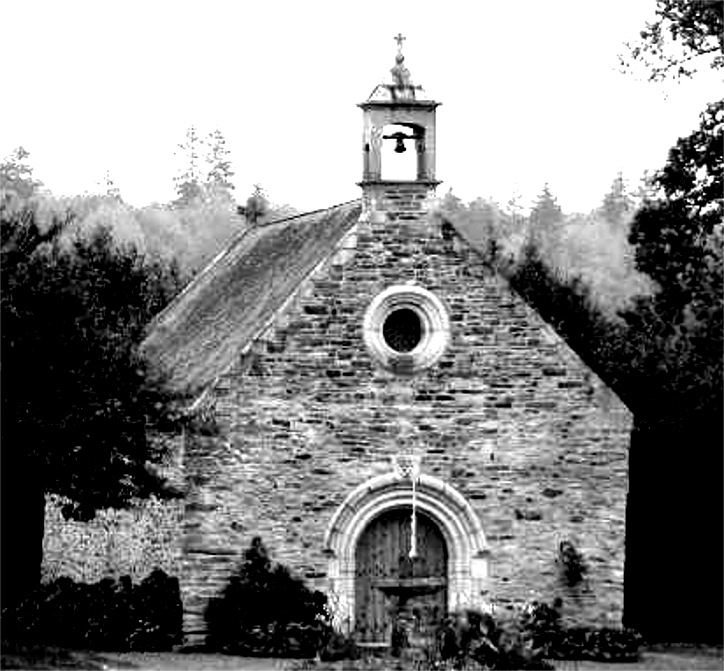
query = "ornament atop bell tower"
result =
(359, 35, 441, 221)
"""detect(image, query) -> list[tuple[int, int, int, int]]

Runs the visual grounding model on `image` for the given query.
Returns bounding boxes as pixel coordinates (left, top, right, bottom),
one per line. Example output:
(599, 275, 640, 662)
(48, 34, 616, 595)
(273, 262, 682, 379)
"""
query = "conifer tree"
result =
(173, 126, 204, 207)
(205, 129, 235, 199)
(526, 184, 564, 262)
(599, 173, 634, 230)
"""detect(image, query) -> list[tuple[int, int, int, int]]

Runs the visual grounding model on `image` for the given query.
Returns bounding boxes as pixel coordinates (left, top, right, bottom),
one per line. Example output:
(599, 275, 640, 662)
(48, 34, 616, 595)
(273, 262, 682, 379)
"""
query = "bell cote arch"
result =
(323, 472, 489, 631)
(360, 103, 439, 185)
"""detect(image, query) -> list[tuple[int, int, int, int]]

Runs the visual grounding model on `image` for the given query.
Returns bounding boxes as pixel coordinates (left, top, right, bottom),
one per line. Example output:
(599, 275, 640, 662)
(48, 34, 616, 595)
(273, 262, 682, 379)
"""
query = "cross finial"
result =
(394, 33, 406, 53)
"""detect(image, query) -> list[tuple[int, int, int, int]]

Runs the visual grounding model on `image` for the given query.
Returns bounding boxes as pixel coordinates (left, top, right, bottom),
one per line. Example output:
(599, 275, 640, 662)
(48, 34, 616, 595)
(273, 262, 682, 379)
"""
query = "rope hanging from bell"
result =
(409, 470, 418, 559)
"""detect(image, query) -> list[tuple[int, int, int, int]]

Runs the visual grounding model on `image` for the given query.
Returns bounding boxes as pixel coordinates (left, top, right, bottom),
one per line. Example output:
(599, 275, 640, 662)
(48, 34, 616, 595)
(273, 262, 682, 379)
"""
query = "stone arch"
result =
(323, 472, 490, 632)
(379, 122, 424, 181)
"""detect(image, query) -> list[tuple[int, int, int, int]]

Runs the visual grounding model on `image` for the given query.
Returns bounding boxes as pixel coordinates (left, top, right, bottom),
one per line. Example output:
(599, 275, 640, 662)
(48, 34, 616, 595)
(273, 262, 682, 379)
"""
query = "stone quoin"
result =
(42, 36, 631, 648)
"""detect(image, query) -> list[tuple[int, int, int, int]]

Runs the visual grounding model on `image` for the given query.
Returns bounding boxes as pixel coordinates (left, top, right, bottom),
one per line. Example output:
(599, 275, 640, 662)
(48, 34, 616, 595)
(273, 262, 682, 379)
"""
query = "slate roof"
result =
(142, 200, 362, 395)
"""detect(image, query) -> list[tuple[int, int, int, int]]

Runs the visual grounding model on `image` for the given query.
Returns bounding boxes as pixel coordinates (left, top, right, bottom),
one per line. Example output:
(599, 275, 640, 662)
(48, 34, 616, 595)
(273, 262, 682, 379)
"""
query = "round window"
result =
(363, 284, 450, 373)
(382, 308, 422, 352)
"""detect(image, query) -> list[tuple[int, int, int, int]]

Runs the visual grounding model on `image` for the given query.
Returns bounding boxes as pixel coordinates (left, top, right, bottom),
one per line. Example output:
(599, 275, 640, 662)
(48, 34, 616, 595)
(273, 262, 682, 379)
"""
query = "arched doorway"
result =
(355, 508, 447, 644)
(324, 472, 489, 634)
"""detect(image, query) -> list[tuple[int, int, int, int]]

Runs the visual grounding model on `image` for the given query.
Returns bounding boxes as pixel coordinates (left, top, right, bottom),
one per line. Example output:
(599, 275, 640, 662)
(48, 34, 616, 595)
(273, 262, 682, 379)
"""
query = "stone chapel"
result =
(42, 39, 631, 648)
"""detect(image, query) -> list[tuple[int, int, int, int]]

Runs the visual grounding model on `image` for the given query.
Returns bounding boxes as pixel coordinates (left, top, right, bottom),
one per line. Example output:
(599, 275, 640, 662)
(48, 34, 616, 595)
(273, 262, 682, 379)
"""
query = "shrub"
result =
(318, 630, 360, 662)
(519, 600, 642, 663)
(431, 609, 554, 670)
(204, 537, 330, 657)
(548, 626, 642, 662)
(129, 569, 184, 651)
(426, 602, 641, 669)
(1, 569, 182, 651)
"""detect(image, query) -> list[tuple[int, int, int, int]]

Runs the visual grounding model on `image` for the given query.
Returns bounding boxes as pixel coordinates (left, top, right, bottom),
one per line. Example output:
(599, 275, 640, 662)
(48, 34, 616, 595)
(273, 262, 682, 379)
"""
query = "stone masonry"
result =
(176, 185, 631, 642)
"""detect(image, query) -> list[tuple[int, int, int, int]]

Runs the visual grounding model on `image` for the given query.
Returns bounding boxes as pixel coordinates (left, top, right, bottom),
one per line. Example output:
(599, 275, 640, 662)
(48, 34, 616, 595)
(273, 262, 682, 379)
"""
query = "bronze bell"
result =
(383, 130, 412, 153)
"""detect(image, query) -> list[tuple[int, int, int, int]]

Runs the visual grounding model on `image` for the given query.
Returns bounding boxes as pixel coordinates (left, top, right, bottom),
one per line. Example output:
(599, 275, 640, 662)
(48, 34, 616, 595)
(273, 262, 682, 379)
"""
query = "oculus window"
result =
(363, 284, 450, 373)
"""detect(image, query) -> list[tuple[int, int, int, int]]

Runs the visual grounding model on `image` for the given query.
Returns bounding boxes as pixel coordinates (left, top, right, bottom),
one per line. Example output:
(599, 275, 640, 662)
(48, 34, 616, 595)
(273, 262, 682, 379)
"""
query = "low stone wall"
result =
(42, 493, 184, 585)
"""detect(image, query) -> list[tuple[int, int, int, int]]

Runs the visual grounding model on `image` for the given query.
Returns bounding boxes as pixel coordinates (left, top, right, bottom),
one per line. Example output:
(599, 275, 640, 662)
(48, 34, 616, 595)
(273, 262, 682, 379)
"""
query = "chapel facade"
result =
(42, 38, 631, 648)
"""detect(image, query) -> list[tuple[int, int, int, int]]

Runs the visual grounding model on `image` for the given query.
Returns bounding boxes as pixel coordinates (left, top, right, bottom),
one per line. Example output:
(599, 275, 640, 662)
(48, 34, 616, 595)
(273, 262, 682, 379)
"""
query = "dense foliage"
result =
(2, 569, 183, 651)
(620, 0, 723, 81)
(0, 186, 189, 613)
(1, 203, 186, 518)
(205, 537, 330, 657)
(1, 145, 297, 280)
(431, 604, 640, 669)
(504, 100, 723, 423)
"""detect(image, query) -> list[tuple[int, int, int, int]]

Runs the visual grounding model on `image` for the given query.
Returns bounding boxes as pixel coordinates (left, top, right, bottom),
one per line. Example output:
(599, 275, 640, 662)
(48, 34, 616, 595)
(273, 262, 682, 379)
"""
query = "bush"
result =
(426, 603, 641, 668)
(318, 630, 360, 662)
(431, 609, 554, 670)
(204, 537, 331, 657)
(1, 569, 182, 651)
(548, 626, 642, 662)
(520, 601, 642, 663)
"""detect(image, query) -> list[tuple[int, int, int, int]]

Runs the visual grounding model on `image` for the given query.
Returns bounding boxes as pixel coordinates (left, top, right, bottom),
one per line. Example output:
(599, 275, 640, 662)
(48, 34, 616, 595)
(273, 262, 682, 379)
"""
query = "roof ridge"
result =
(256, 198, 362, 228)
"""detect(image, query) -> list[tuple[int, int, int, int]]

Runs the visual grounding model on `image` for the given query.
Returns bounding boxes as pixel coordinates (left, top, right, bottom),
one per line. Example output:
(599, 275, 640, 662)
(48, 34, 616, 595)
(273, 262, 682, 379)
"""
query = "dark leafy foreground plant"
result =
(205, 537, 331, 657)
(433, 609, 554, 670)
(1, 569, 182, 652)
(427, 603, 641, 669)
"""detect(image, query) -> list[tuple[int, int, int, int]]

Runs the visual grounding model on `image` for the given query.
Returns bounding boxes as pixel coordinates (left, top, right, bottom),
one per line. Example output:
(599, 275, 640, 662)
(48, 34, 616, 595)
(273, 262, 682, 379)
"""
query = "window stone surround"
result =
(363, 284, 451, 374)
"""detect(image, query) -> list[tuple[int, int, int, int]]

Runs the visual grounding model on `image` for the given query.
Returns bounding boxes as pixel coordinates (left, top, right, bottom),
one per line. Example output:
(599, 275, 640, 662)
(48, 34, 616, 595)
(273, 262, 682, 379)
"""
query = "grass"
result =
(3, 644, 722, 670)
(0, 643, 137, 670)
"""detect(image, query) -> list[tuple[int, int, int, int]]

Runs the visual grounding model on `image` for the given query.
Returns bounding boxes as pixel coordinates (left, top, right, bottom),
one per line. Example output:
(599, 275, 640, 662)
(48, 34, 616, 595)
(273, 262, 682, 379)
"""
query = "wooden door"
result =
(355, 508, 447, 644)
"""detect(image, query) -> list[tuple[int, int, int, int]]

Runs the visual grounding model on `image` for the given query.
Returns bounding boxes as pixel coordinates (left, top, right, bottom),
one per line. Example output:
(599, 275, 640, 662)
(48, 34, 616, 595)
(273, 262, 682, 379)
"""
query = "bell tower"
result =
(359, 34, 441, 222)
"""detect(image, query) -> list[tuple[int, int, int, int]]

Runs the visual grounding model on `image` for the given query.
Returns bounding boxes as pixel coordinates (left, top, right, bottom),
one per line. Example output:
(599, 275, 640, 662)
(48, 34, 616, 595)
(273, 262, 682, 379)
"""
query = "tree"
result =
(238, 184, 270, 225)
(173, 127, 237, 207)
(631, 100, 723, 286)
(526, 184, 565, 264)
(599, 173, 634, 230)
(617, 100, 722, 643)
(620, 0, 723, 81)
(1, 201, 187, 610)
(0, 146, 43, 201)
(205, 129, 235, 200)
(626, 99, 723, 415)
(173, 126, 205, 207)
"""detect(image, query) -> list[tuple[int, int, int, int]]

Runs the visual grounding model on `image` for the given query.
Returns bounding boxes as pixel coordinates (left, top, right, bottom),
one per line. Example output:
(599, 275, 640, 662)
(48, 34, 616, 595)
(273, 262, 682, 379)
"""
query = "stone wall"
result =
(42, 493, 184, 584)
(41, 435, 186, 585)
(179, 186, 631, 641)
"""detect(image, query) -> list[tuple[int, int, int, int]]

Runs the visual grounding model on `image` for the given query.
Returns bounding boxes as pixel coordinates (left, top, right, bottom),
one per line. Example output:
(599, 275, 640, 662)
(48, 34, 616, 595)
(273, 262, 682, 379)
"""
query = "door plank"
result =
(355, 508, 448, 643)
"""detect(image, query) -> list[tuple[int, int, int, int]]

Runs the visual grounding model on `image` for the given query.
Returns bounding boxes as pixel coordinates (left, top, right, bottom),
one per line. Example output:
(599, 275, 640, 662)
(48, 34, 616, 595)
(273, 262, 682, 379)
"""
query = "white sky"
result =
(1, 0, 720, 214)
